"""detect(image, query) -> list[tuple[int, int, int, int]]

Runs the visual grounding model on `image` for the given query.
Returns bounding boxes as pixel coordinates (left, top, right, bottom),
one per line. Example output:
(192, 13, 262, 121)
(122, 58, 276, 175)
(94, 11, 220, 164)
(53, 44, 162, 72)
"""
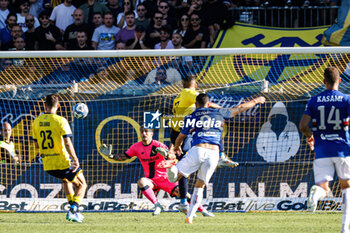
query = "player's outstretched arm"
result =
(208, 102, 222, 109)
(299, 114, 314, 151)
(99, 144, 129, 161)
(230, 96, 266, 117)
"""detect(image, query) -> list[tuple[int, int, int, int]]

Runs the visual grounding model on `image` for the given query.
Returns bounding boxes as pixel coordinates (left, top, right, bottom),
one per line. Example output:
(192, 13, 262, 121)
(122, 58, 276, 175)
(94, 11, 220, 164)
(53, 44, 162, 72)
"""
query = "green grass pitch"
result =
(0, 212, 342, 233)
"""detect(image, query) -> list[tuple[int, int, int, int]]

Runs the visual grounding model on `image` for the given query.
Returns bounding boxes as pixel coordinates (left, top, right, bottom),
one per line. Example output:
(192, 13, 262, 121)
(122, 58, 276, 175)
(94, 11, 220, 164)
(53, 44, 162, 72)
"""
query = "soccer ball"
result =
(73, 103, 89, 119)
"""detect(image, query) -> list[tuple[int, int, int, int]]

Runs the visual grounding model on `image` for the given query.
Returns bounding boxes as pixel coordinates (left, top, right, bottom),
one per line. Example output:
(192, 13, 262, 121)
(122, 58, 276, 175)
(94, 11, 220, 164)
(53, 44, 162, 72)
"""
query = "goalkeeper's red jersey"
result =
(125, 140, 168, 179)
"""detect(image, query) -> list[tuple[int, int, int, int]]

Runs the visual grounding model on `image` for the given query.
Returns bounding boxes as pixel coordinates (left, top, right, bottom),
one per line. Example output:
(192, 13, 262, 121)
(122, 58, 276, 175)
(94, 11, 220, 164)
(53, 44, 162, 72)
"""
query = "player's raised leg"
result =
(217, 152, 239, 168)
(137, 177, 163, 216)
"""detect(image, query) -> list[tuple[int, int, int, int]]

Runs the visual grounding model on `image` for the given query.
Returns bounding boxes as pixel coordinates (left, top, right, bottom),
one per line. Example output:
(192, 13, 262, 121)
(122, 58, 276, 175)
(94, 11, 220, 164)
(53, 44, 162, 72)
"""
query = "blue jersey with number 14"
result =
(304, 90, 350, 159)
(181, 108, 232, 148)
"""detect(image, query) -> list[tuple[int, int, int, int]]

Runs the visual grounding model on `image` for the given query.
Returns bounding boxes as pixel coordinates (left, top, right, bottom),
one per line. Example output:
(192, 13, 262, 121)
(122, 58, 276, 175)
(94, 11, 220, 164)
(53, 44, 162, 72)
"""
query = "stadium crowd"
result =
(0, 0, 236, 50)
(0, 0, 341, 50)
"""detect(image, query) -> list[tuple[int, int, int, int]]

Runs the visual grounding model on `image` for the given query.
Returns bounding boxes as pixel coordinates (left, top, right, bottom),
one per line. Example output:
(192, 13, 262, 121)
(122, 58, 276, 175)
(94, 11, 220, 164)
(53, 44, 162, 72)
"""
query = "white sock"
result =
(167, 166, 178, 183)
(312, 185, 327, 201)
(342, 188, 350, 233)
(187, 187, 204, 219)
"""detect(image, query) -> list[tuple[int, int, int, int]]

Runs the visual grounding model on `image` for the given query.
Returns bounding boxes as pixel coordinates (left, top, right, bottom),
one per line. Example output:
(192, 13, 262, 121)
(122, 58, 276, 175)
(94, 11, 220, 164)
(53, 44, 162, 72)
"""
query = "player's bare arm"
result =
(230, 96, 266, 117)
(64, 137, 80, 172)
(208, 102, 222, 109)
(299, 114, 314, 151)
(99, 144, 129, 161)
(173, 133, 187, 156)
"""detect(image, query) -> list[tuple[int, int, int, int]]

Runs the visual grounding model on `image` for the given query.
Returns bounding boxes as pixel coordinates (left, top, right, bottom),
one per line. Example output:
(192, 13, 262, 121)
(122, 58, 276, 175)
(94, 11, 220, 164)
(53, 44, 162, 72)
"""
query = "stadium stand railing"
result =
(231, 6, 339, 27)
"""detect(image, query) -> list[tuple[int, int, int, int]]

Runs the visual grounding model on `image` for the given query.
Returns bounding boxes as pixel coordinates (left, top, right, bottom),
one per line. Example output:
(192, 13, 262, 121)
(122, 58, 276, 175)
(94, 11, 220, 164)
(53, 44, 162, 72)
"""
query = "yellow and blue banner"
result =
(323, 0, 350, 46)
(214, 22, 328, 48)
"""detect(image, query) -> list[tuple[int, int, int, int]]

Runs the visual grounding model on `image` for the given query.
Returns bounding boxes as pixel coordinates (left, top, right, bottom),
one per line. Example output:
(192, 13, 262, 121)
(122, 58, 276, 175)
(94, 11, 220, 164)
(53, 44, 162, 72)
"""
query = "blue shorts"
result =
(46, 167, 82, 182)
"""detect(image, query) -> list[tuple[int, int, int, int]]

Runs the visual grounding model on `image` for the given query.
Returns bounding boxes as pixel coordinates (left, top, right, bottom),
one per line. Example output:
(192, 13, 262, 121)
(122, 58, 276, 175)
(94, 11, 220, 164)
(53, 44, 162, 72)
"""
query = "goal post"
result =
(0, 47, 350, 212)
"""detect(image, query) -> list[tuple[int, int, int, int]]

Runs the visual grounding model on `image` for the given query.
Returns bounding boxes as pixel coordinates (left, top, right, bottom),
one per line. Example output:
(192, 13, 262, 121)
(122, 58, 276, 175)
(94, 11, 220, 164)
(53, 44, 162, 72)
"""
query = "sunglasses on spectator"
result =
(191, 18, 200, 21)
(137, 8, 145, 11)
(26, 19, 34, 22)
(159, 5, 168, 9)
(154, 16, 162, 20)
(40, 16, 49, 19)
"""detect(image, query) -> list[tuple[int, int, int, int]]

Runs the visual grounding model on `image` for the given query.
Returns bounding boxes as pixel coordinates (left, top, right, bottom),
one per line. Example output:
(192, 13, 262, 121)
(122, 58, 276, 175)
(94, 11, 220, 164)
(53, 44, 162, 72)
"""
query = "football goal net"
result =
(0, 47, 349, 212)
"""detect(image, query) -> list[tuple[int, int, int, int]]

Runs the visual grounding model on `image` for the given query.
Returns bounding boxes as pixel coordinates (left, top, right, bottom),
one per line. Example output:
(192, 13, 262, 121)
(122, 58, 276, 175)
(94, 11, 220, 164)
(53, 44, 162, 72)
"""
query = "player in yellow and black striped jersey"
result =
(32, 94, 87, 223)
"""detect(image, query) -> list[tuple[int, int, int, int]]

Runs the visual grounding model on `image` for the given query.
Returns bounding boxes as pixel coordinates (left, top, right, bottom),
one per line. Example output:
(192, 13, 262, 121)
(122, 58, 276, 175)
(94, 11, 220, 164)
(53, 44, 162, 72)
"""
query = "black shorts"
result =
(46, 167, 82, 182)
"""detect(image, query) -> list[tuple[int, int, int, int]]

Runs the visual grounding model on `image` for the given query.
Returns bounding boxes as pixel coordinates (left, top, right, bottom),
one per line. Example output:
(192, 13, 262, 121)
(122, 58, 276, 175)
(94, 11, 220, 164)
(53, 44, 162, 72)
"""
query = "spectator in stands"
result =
(0, 0, 11, 30)
(71, 31, 93, 50)
(0, 122, 20, 163)
(35, 11, 64, 50)
(64, 8, 93, 49)
(92, 12, 103, 28)
(154, 26, 173, 49)
(13, 36, 25, 50)
(49, 0, 76, 34)
(116, 41, 126, 49)
(135, 3, 150, 31)
(17, 0, 40, 32)
(173, 13, 189, 37)
(116, 0, 135, 29)
(144, 11, 163, 49)
(158, 0, 176, 30)
(203, 0, 234, 46)
(42, 0, 52, 13)
(143, 0, 157, 19)
(168, 0, 188, 16)
(29, 0, 43, 18)
(1, 59, 13, 69)
(187, 0, 207, 26)
(92, 12, 120, 50)
(172, 32, 192, 69)
(80, 0, 110, 24)
(116, 10, 136, 43)
(0, 13, 17, 50)
(183, 13, 210, 48)
(24, 14, 35, 50)
(126, 24, 147, 49)
(3, 24, 24, 50)
(152, 67, 170, 85)
(107, 0, 122, 23)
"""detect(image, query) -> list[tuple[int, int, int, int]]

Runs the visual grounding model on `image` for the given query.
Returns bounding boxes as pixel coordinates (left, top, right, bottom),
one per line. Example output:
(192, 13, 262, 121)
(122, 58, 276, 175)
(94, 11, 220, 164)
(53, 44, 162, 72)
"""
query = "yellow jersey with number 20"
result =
(32, 114, 73, 171)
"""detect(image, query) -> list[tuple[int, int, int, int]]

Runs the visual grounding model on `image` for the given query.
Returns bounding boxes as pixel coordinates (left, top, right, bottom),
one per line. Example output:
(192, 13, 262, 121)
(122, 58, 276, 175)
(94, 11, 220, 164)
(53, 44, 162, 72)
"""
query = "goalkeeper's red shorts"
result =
(151, 176, 179, 197)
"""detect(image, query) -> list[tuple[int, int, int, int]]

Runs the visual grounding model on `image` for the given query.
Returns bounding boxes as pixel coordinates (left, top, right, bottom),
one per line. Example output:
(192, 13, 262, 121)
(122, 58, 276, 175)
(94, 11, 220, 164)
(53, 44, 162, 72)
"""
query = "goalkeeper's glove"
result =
(99, 144, 114, 159)
(155, 147, 169, 159)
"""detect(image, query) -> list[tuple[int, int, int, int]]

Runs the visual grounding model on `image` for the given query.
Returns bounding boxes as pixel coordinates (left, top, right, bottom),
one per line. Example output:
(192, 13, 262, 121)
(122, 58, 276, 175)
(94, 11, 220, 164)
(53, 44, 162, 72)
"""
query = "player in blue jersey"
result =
(299, 67, 350, 233)
(160, 93, 265, 224)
